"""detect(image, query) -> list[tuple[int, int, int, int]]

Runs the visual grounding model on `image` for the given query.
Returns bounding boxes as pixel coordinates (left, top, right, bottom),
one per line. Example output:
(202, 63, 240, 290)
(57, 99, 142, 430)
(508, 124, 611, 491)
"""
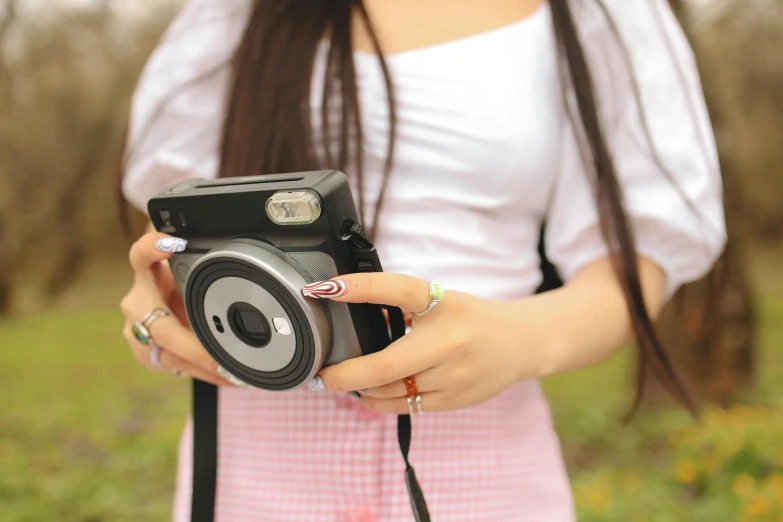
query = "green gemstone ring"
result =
(412, 281, 445, 317)
(131, 308, 171, 346)
(131, 322, 152, 345)
(130, 308, 171, 366)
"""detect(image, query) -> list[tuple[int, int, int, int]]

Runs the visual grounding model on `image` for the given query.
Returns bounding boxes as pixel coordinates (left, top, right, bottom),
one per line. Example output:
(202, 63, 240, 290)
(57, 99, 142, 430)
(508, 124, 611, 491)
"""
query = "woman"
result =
(120, 0, 726, 520)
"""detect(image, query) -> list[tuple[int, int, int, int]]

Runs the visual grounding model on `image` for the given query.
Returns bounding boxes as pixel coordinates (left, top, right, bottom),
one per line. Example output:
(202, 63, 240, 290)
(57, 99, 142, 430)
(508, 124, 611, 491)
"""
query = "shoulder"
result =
(562, 0, 701, 131)
(128, 0, 253, 148)
(135, 0, 252, 102)
(123, 0, 253, 209)
(161, 0, 252, 47)
(573, 0, 694, 65)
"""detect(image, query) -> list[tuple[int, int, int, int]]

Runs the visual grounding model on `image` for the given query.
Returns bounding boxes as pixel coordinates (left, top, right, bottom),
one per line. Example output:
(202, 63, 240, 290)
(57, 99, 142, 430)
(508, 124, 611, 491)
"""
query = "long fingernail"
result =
(307, 376, 325, 392)
(217, 366, 250, 388)
(303, 280, 346, 299)
(156, 237, 188, 253)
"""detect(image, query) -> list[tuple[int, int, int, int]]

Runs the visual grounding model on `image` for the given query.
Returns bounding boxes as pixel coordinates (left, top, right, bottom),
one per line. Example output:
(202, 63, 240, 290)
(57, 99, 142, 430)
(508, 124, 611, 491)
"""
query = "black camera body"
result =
(148, 170, 391, 391)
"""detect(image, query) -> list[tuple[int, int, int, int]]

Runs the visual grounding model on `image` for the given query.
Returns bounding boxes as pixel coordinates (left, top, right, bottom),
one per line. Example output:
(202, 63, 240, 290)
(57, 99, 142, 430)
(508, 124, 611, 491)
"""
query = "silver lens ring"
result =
(184, 239, 331, 391)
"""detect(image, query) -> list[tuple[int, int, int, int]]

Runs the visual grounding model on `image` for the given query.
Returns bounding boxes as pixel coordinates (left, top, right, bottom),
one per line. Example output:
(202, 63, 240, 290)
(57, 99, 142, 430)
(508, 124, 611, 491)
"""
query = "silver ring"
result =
(131, 308, 171, 346)
(407, 396, 416, 415)
(150, 342, 163, 367)
(143, 308, 170, 329)
(411, 281, 445, 317)
(415, 394, 424, 414)
(172, 368, 186, 377)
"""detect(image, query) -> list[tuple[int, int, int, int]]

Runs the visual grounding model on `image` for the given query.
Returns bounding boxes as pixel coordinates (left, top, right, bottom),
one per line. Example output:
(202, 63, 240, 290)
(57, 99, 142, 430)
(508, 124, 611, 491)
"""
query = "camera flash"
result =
(265, 192, 321, 225)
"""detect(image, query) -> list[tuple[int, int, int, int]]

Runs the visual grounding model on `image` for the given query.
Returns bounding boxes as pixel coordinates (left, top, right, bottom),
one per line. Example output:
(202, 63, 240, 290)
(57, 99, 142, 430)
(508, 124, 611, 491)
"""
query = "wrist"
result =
(507, 290, 572, 382)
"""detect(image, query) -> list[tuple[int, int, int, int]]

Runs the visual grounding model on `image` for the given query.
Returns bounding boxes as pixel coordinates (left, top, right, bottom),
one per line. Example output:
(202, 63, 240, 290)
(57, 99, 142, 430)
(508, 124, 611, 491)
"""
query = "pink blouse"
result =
(123, 1, 726, 520)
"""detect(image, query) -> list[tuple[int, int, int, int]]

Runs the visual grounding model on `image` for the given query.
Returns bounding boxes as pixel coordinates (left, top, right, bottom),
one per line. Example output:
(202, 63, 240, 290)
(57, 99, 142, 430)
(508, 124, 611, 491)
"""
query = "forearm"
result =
(522, 256, 667, 378)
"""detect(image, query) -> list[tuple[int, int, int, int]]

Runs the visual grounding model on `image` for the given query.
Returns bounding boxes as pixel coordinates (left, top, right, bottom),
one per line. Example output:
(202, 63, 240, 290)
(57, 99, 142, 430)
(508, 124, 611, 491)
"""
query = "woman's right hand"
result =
(120, 232, 234, 387)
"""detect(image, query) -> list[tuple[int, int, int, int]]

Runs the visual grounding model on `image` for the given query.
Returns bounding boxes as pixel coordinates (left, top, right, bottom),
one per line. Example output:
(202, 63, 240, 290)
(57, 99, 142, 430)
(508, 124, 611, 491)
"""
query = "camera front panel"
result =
(149, 171, 390, 389)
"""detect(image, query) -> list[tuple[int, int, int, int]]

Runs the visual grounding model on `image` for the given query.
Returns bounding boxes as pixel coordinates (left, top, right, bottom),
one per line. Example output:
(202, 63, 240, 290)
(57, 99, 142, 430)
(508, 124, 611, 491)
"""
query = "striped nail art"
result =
(302, 280, 346, 299)
(156, 237, 188, 253)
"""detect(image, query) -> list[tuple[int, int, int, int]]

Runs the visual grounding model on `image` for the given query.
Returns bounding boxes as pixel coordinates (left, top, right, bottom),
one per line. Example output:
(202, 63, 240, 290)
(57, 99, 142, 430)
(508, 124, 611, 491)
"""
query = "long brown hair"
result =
(127, 0, 709, 415)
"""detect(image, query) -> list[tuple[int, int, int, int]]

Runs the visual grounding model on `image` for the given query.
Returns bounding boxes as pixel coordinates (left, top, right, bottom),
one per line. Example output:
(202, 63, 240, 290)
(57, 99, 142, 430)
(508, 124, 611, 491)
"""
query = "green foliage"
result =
(541, 294, 783, 522)
(0, 297, 780, 521)
(0, 310, 188, 521)
(1, 251, 782, 521)
(667, 403, 783, 521)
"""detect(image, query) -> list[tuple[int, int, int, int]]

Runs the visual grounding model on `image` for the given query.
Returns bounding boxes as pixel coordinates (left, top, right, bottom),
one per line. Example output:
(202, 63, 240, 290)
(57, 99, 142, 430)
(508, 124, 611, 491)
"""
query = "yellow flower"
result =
(582, 488, 611, 514)
(574, 474, 612, 515)
(668, 431, 685, 448)
(745, 494, 770, 516)
(703, 405, 726, 427)
(622, 471, 641, 492)
(734, 474, 756, 498)
(765, 473, 783, 502)
(702, 452, 722, 474)
(674, 459, 699, 484)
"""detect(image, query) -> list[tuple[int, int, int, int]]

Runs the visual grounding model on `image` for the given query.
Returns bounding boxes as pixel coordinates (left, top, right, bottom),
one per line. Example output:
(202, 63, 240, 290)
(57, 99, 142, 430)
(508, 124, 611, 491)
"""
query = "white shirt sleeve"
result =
(544, 0, 727, 298)
(122, 0, 251, 212)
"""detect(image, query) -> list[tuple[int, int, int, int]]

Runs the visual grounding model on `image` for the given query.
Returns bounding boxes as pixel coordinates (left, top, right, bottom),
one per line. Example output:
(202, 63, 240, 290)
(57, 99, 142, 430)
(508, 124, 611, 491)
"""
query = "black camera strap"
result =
(383, 304, 431, 522)
(344, 222, 432, 522)
(189, 223, 430, 522)
(191, 379, 218, 522)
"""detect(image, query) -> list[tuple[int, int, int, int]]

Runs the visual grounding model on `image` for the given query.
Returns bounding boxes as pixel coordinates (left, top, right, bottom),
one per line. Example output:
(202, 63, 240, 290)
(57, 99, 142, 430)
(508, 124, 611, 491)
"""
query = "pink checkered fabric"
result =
(172, 380, 575, 522)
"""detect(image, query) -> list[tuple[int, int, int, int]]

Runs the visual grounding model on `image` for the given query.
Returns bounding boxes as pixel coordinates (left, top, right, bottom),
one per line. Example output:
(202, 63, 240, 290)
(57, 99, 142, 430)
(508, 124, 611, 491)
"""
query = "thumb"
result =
(129, 233, 188, 274)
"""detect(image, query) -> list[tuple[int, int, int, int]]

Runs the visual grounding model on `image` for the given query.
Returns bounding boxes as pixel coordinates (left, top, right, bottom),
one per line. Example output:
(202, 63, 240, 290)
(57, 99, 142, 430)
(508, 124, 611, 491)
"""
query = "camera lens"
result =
(227, 302, 272, 348)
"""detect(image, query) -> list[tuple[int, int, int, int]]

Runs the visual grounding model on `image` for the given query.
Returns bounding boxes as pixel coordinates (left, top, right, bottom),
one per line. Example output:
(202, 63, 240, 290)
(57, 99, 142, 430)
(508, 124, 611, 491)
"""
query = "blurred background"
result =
(0, 0, 781, 520)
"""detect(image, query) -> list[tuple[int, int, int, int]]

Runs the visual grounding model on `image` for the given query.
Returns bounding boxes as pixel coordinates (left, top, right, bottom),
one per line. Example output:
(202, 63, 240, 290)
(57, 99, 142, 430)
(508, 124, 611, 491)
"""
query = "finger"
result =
(129, 232, 188, 274)
(121, 309, 220, 376)
(123, 323, 231, 386)
(360, 392, 446, 414)
(303, 273, 433, 315)
(359, 368, 444, 399)
(381, 309, 413, 331)
(145, 315, 221, 374)
(154, 347, 228, 385)
(318, 328, 445, 392)
(358, 379, 407, 399)
(122, 288, 217, 375)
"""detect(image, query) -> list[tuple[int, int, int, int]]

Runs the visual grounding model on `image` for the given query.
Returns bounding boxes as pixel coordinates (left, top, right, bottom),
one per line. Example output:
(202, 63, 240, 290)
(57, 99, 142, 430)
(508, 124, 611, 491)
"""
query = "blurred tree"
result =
(0, 2, 176, 311)
(0, 216, 11, 315)
(642, 0, 757, 405)
(0, 0, 779, 331)
(0, 0, 17, 316)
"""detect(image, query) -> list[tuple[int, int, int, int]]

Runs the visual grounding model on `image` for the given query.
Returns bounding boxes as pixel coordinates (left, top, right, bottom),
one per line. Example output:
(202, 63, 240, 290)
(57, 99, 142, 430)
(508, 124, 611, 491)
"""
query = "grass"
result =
(1, 250, 782, 521)
(542, 293, 783, 521)
(0, 309, 189, 521)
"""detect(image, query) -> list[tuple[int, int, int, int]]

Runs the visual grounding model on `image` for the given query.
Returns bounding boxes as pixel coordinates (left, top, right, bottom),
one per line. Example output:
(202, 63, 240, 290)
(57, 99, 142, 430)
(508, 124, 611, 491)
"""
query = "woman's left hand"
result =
(306, 273, 550, 414)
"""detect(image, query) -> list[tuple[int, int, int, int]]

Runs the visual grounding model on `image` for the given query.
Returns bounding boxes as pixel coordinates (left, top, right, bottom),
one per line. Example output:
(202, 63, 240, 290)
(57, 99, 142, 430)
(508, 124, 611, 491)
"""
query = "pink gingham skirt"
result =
(173, 380, 575, 522)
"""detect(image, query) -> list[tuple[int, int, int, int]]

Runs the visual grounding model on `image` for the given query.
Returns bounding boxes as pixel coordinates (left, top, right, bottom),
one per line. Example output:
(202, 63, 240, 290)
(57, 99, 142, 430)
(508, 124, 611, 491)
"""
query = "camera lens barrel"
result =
(184, 240, 331, 391)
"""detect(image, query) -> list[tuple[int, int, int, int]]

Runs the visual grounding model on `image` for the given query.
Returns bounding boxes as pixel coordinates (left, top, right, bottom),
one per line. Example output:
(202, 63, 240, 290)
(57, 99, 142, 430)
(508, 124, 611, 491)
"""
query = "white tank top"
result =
(123, 0, 726, 300)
